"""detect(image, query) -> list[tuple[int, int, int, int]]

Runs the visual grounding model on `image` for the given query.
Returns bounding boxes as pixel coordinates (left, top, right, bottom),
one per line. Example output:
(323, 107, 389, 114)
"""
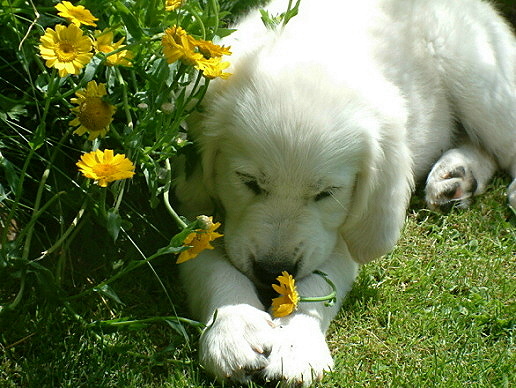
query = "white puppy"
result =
(175, 0, 516, 385)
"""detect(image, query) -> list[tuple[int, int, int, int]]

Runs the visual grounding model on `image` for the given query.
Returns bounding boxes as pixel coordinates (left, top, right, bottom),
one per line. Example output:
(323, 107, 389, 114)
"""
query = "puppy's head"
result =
(178, 66, 413, 287)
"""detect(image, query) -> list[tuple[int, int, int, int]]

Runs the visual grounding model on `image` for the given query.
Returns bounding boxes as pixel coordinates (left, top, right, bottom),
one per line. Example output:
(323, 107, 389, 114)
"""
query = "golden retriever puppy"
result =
(175, 0, 515, 385)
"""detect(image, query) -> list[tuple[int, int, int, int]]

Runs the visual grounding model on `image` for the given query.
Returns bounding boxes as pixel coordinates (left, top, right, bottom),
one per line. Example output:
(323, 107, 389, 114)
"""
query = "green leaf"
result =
(156, 244, 187, 257)
(82, 55, 102, 83)
(106, 208, 122, 242)
(29, 261, 62, 302)
(29, 122, 46, 150)
(113, 2, 144, 40)
(259, 9, 281, 29)
(165, 319, 190, 343)
(170, 220, 201, 247)
(94, 284, 124, 305)
(0, 151, 20, 197)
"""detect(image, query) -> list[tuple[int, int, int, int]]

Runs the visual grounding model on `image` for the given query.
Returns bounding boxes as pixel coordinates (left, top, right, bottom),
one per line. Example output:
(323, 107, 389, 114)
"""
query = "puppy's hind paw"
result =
(425, 164, 478, 211)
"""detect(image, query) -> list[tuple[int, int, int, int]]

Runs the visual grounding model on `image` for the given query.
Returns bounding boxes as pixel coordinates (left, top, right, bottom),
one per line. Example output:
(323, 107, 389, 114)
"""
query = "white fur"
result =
(175, 0, 516, 385)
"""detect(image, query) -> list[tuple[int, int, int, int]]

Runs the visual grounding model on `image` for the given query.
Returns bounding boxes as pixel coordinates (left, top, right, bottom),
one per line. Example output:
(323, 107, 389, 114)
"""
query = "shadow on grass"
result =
(340, 267, 382, 314)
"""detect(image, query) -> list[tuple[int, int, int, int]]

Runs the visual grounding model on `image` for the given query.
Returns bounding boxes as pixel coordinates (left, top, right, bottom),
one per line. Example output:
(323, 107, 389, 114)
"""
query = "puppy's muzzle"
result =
(252, 256, 299, 287)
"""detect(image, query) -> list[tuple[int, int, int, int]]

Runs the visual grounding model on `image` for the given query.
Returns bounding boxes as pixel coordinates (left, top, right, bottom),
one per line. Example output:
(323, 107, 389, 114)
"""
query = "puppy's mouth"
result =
(252, 261, 299, 284)
(250, 260, 300, 308)
(255, 283, 277, 308)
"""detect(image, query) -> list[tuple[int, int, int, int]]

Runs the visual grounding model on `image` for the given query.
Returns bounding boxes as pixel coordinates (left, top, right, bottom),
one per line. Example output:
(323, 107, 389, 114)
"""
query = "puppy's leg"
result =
(430, 1, 516, 208)
(261, 240, 358, 386)
(425, 142, 497, 211)
(179, 250, 275, 383)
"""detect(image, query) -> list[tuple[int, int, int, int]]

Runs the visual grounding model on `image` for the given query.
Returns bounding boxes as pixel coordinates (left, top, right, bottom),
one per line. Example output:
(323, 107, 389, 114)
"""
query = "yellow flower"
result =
(38, 24, 93, 77)
(196, 39, 232, 58)
(55, 1, 98, 27)
(93, 29, 133, 66)
(76, 149, 135, 187)
(70, 81, 116, 140)
(161, 26, 232, 79)
(162, 26, 203, 65)
(271, 271, 300, 318)
(176, 216, 223, 263)
(195, 57, 231, 79)
(165, 0, 184, 11)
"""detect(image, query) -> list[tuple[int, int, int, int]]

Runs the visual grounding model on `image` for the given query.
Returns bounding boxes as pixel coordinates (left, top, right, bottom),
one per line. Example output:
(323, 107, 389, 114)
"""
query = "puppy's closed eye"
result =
(237, 172, 267, 196)
(314, 190, 333, 202)
(314, 188, 340, 202)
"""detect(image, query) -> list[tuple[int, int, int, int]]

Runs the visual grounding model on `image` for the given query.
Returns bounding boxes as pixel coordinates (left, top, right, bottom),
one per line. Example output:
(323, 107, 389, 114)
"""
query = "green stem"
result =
(33, 69, 58, 145)
(163, 158, 188, 229)
(187, 7, 206, 39)
(113, 179, 127, 212)
(115, 67, 133, 131)
(5, 98, 67, 248)
(286, 0, 293, 15)
(0, 147, 35, 255)
(184, 71, 208, 115)
(22, 127, 75, 264)
(91, 316, 205, 329)
(20, 69, 67, 260)
(168, 63, 187, 98)
(63, 301, 102, 340)
(4, 271, 26, 311)
(99, 186, 108, 219)
(66, 245, 172, 301)
(281, 0, 301, 28)
(1, 74, 67, 258)
(34, 202, 86, 262)
(299, 270, 337, 306)
(55, 217, 86, 285)
(208, 0, 220, 34)
(15, 191, 66, 246)
(22, 167, 50, 261)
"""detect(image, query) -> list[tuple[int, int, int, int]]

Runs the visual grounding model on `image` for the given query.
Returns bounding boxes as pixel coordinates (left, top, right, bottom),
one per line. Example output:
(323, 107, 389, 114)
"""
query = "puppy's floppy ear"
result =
(340, 116, 414, 264)
(174, 110, 219, 219)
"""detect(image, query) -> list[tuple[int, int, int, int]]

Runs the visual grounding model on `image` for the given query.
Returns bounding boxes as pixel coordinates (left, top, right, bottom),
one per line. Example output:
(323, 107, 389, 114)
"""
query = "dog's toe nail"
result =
(441, 166, 466, 179)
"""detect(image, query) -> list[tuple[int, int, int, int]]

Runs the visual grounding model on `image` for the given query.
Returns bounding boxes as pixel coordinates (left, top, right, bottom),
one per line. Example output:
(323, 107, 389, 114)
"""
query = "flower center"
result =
(56, 42, 77, 62)
(78, 97, 113, 132)
(92, 163, 118, 178)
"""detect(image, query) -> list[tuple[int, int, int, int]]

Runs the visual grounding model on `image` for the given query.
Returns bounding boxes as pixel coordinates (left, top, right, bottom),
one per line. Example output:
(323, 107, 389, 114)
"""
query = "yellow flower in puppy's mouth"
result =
(271, 271, 300, 318)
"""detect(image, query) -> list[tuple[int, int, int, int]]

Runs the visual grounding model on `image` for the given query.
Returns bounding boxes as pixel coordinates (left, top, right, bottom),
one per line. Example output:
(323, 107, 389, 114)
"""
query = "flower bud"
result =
(196, 215, 213, 230)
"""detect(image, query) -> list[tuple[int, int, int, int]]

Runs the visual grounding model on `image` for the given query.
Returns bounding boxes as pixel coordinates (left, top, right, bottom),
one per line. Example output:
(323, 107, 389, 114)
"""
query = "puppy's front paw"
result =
(425, 163, 477, 211)
(261, 315, 333, 387)
(199, 304, 275, 383)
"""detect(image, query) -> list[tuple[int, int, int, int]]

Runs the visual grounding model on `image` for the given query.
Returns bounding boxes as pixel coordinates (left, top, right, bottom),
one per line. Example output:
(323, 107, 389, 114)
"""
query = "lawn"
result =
(1, 0, 515, 387)
(1, 179, 514, 387)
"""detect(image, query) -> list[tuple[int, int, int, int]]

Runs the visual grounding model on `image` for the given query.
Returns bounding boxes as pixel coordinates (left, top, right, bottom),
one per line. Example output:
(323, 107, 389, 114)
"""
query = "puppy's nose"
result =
(252, 259, 298, 286)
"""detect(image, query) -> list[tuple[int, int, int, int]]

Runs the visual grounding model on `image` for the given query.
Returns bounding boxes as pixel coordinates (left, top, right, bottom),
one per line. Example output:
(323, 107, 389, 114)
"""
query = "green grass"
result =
(1, 177, 514, 387)
(325, 178, 515, 387)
